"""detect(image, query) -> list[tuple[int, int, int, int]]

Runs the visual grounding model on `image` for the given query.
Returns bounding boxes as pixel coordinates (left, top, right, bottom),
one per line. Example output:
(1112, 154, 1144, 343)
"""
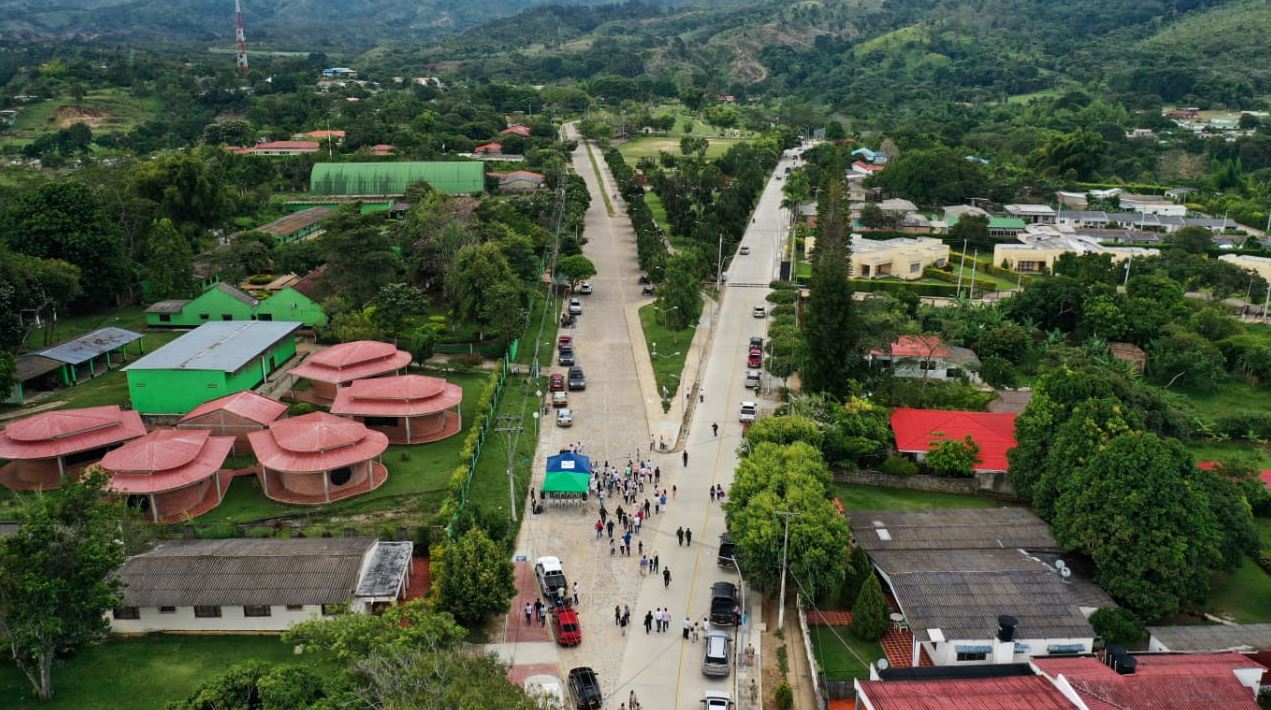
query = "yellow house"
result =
(851, 236, 950, 280)
(993, 233, 1157, 273)
(1218, 254, 1271, 282)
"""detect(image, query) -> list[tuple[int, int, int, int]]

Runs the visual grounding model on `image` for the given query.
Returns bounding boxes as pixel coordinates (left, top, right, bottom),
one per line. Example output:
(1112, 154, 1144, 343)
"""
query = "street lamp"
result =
(725, 554, 748, 699)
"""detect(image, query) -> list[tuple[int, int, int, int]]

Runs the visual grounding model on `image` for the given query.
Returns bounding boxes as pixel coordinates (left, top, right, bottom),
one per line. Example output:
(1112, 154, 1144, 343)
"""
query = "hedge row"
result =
(604, 147, 669, 280)
(441, 361, 506, 524)
(850, 279, 962, 298)
(921, 267, 996, 292)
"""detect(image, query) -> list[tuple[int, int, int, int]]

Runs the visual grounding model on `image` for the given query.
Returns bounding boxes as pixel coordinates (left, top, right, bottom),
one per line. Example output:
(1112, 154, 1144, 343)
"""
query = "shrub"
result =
(287, 401, 316, 416)
(774, 683, 794, 710)
(770, 280, 796, 291)
(926, 435, 981, 477)
(247, 274, 275, 285)
(850, 575, 888, 641)
(450, 353, 482, 374)
(766, 290, 797, 305)
(1257, 551, 1271, 575)
(1089, 607, 1146, 646)
(880, 454, 918, 476)
(979, 355, 1017, 389)
(769, 304, 795, 318)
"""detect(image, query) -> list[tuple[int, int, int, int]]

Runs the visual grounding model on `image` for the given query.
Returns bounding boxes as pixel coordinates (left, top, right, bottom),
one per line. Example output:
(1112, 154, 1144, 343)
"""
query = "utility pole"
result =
(955, 239, 968, 299)
(776, 510, 802, 629)
(716, 231, 724, 290)
(494, 415, 524, 522)
(968, 249, 978, 301)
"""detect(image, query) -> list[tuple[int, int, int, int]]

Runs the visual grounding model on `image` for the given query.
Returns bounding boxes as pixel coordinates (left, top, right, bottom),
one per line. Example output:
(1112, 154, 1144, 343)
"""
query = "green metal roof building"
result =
(124, 321, 301, 415)
(309, 162, 484, 196)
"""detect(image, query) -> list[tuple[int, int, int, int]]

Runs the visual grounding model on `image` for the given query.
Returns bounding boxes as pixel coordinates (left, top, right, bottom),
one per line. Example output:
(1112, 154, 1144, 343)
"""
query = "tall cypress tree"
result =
(800, 157, 859, 397)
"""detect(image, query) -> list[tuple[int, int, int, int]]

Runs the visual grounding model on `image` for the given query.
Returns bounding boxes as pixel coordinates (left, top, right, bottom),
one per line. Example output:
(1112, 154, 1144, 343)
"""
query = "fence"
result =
(797, 595, 830, 709)
(834, 468, 1018, 498)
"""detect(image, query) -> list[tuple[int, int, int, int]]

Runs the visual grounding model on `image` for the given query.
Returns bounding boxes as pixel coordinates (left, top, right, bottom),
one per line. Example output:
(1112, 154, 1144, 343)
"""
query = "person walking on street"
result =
(700, 389, 705, 403)
(749, 679, 758, 704)
(682, 450, 688, 467)
(606, 520, 615, 539)
(685, 527, 692, 546)
(639, 555, 647, 575)
(644, 610, 653, 634)
(573, 582, 579, 605)
(620, 612, 628, 636)
(595, 518, 603, 539)
(691, 621, 700, 642)
(609, 539, 616, 556)
(682, 616, 691, 639)
(709, 485, 716, 502)
(524, 602, 532, 625)
(652, 553, 659, 573)
(615, 605, 621, 626)
(676, 526, 684, 546)
(712, 422, 718, 437)
(663, 567, 672, 588)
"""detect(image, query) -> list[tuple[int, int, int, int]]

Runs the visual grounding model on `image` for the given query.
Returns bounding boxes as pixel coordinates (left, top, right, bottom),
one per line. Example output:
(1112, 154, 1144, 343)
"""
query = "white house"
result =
(1003, 204, 1057, 224)
(848, 508, 1106, 668)
(110, 537, 412, 633)
(1119, 193, 1187, 217)
(867, 335, 980, 383)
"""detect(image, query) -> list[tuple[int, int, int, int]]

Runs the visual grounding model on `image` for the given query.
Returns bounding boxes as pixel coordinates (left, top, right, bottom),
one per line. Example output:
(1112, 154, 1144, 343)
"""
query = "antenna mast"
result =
(234, 0, 249, 75)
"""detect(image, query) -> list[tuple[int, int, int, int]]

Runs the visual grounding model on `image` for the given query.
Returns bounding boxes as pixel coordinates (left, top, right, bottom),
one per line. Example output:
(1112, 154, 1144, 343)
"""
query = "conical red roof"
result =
(103, 429, 235, 494)
(0, 406, 146, 460)
(330, 375, 462, 417)
(248, 412, 388, 473)
(179, 391, 287, 426)
(289, 341, 411, 385)
(310, 340, 398, 368)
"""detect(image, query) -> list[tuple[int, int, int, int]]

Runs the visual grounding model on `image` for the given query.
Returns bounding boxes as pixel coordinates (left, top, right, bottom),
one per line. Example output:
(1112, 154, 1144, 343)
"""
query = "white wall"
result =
(923, 636, 1094, 666)
(870, 356, 979, 384)
(109, 604, 324, 633)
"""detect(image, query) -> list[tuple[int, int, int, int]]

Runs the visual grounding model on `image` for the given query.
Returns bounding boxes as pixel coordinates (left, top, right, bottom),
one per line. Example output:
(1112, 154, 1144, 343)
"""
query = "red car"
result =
(747, 348, 763, 368)
(552, 606, 582, 646)
(558, 335, 573, 349)
(549, 373, 566, 391)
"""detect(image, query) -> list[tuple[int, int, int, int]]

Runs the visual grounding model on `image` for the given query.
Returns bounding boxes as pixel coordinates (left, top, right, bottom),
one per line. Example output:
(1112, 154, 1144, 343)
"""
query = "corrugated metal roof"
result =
(119, 538, 374, 607)
(858, 675, 1075, 709)
(123, 321, 301, 372)
(890, 569, 1093, 642)
(39, 327, 142, 365)
(1147, 624, 1271, 653)
(355, 541, 412, 597)
(309, 161, 484, 195)
(1034, 654, 1263, 709)
(145, 300, 190, 314)
(256, 207, 334, 237)
(211, 282, 259, 308)
(15, 354, 62, 381)
(850, 508, 1056, 553)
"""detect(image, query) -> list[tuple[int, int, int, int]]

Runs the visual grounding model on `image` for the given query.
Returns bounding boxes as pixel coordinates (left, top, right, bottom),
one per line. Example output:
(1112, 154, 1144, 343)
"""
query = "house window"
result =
(956, 650, 988, 662)
(1014, 643, 1030, 654)
(199, 313, 210, 320)
(258, 313, 273, 321)
(194, 606, 222, 618)
(946, 368, 962, 379)
(159, 606, 176, 614)
(112, 607, 140, 620)
(285, 604, 304, 611)
(909, 262, 921, 273)
(243, 605, 272, 617)
(221, 314, 233, 321)
(1047, 644, 1086, 655)
(919, 360, 938, 370)
(159, 314, 171, 323)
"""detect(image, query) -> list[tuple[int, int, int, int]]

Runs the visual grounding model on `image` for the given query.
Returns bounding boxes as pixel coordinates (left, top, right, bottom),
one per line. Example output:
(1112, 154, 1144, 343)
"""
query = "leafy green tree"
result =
(0, 180, 133, 302)
(679, 136, 709, 157)
(143, 218, 194, 300)
(409, 326, 438, 366)
(129, 149, 234, 229)
(1052, 433, 1221, 621)
(430, 527, 515, 627)
(656, 252, 704, 330)
(1055, 253, 1121, 285)
(325, 220, 399, 308)
(857, 203, 889, 229)
(1079, 294, 1128, 341)
(1089, 608, 1145, 646)
(849, 575, 888, 642)
(0, 351, 15, 402)
(555, 254, 597, 292)
(284, 599, 465, 664)
(451, 242, 524, 341)
(1032, 129, 1106, 180)
(355, 646, 542, 710)
(842, 544, 874, 606)
(977, 323, 1034, 364)
(925, 435, 981, 477)
(869, 147, 987, 205)
(743, 416, 823, 449)
(1166, 225, 1214, 254)
(948, 213, 989, 243)
(330, 308, 384, 343)
(0, 469, 126, 701)
(1191, 467, 1261, 572)
(802, 177, 859, 397)
(369, 283, 428, 344)
(679, 87, 706, 111)
(1148, 325, 1226, 390)
(168, 660, 334, 710)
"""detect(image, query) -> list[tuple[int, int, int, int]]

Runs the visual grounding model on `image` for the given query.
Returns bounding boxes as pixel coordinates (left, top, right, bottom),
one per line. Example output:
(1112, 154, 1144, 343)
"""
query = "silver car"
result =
(702, 630, 732, 677)
(569, 298, 583, 315)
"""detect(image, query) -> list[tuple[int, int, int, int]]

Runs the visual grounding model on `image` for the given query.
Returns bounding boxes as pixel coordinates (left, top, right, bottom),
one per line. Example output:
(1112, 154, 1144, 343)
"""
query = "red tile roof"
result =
(254, 140, 320, 152)
(303, 130, 345, 139)
(1033, 654, 1264, 710)
(1197, 461, 1271, 491)
(289, 341, 411, 385)
(890, 408, 1018, 472)
(853, 161, 885, 173)
(102, 429, 235, 494)
(500, 125, 532, 137)
(248, 412, 388, 473)
(330, 375, 463, 418)
(179, 391, 287, 426)
(474, 142, 502, 154)
(0, 406, 147, 460)
(870, 335, 949, 359)
(857, 675, 1074, 709)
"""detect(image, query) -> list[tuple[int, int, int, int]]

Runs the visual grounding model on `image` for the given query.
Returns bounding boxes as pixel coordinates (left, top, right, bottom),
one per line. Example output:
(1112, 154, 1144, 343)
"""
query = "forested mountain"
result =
(0, 0, 684, 50)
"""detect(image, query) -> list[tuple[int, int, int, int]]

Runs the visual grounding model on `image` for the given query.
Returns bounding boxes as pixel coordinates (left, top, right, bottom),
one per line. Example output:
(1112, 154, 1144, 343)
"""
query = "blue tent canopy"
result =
(546, 451, 591, 474)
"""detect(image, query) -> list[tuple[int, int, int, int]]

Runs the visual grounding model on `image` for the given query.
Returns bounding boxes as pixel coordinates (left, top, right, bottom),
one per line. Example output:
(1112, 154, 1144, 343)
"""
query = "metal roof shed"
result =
(123, 321, 302, 415)
(34, 327, 144, 387)
(309, 161, 484, 196)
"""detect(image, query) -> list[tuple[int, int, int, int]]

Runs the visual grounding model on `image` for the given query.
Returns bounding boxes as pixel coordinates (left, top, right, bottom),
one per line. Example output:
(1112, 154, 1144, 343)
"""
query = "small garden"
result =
(638, 302, 695, 411)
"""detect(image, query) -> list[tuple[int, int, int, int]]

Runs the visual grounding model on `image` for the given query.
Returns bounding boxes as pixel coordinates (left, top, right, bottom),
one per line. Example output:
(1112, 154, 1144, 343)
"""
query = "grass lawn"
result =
(584, 141, 615, 217)
(1180, 380, 1271, 421)
(467, 373, 543, 522)
(1206, 518, 1271, 623)
(616, 136, 744, 162)
(1, 89, 157, 148)
(514, 290, 561, 367)
(1184, 440, 1271, 469)
(833, 483, 1001, 512)
(0, 634, 318, 710)
(809, 626, 883, 681)
(638, 303, 696, 411)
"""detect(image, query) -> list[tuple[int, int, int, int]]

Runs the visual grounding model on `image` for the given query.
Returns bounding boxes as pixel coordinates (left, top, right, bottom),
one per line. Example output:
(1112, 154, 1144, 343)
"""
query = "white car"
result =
(739, 401, 757, 423)
(752, 305, 766, 318)
(524, 674, 566, 708)
(739, 246, 750, 256)
(569, 298, 583, 315)
(702, 690, 735, 709)
(579, 282, 593, 294)
(556, 408, 573, 427)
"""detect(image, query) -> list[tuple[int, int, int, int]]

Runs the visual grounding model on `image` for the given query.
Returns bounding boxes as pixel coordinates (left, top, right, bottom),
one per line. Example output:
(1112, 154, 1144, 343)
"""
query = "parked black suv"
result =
(558, 345, 575, 366)
(567, 666, 602, 709)
(710, 581, 738, 626)
(717, 533, 739, 567)
(568, 366, 587, 390)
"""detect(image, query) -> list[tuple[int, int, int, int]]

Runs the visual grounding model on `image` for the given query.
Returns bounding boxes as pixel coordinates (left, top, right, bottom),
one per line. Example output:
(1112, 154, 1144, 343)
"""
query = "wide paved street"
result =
(502, 129, 798, 708)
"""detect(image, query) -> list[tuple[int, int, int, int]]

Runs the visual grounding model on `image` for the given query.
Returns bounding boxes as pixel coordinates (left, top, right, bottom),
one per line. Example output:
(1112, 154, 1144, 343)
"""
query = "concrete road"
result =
(611, 148, 800, 710)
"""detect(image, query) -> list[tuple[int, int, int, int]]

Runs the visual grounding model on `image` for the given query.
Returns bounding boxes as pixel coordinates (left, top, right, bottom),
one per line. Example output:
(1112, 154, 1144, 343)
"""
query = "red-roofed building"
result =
(853, 160, 886, 174)
(489, 169, 546, 193)
(330, 375, 463, 445)
(176, 391, 288, 455)
(289, 341, 412, 405)
(251, 140, 321, 155)
(855, 674, 1075, 709)
(248, 412, 389, 505)
(101, 429, 235, 523)
(501, 124, 532, 138)
(302, 130, 345, 141)
(474, 142, 503, 155)
(867, 336, 983, 383)
(369, 143, 395, 156)
(890, 408, 1018, 472)
(0, 406, 147, 490)
(1033, 652, 1265, 709)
